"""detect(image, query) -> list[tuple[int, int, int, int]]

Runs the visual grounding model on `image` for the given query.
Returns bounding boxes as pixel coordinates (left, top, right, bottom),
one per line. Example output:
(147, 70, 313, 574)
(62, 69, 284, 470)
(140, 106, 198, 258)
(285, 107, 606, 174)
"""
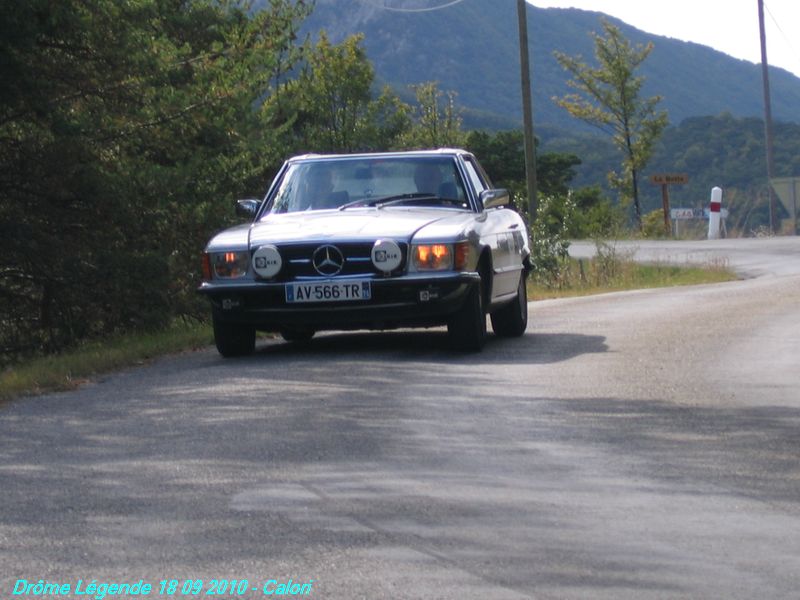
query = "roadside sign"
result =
(770, 177, 799, 235)
(650, 173, 689, 185)
(670, 208, 729, 220)
(652, 173, 689, 234)
(670, 208, 694, 220)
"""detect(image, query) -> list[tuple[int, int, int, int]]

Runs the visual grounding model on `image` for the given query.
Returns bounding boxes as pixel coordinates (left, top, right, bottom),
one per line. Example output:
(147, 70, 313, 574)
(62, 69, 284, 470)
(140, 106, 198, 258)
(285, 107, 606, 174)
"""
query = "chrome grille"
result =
(275, 242, 407, 279)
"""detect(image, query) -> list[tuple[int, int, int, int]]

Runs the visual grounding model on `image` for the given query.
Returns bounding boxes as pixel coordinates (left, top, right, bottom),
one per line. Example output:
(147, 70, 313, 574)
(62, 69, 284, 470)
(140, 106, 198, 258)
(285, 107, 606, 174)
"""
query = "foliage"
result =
(568, 186, 626, 238)
(0, 0, 310, 360)
(649, 113, 797, 234)
(465, 130, 527, 187)
(465, 128, 572, 217)
(398, 82, 467, 149)
(544, 113, 800, 234)
(640, 209, 672, 239)
(466, 129, 581, 196)
(527, 249, 736, 299)
(528, 194, 575, 288)
(554, 20, 668, 227)
(0, 320, 211, 401)
(287, 32, 411, 152)
(465, 130, 529, 214)
(279, 37, 474, 155)
(538, 152, 583, 197)
(465, 130, 623, 237)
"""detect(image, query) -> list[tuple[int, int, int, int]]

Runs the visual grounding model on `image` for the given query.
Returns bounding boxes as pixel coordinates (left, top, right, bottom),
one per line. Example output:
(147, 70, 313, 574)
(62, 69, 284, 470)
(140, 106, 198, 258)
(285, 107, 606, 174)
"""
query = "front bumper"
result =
(198, 272, 480, 331)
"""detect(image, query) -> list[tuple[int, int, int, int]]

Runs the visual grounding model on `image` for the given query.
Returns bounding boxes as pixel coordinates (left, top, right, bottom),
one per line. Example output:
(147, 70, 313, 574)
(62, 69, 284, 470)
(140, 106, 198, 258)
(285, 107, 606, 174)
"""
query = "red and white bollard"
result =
(708, 186, 722, 240)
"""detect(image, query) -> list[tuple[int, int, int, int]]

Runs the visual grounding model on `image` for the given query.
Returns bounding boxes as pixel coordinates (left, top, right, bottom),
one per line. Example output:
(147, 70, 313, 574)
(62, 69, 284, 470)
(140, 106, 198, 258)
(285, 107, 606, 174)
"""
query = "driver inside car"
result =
(294, 167, 333, 210)
(413, 162, 443, 195)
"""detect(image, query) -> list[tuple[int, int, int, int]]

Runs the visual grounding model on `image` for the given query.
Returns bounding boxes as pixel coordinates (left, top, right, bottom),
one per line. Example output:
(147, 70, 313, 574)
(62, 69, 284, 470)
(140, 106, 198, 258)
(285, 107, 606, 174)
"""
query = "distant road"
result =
(569, 237, 800, 278)
(1, 237, 799, 599)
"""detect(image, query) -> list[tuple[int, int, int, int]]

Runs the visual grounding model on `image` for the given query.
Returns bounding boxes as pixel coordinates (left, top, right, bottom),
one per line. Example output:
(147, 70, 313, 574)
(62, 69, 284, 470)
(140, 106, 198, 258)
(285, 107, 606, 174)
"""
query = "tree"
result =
(400, 82, 466, 149)
(0, 0, 310, 359)
(465, 129, 580, 201)
(466, 130, 527, 187)
(290, 32, 410, 153)
(553, 20, 667, 228)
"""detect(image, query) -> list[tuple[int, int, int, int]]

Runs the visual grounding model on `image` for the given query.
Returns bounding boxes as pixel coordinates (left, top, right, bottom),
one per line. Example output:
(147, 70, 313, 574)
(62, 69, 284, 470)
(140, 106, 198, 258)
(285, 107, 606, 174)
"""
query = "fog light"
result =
(252, 245, 282, 279)
(372, 239, 403, 273)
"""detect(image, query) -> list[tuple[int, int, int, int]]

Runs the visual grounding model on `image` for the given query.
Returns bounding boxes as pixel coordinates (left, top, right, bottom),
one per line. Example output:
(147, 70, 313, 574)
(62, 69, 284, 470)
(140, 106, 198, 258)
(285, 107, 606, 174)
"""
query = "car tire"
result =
(280, 328, 315, 343)
(490, 271, 528, 337)
(213, 315, 255, 357)
(448, 276, 486, 352)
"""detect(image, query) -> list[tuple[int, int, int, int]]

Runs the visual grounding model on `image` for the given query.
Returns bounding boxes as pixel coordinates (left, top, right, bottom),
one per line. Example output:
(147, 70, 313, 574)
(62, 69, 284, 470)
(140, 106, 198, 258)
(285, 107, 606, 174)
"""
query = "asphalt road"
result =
(2, 238, 799, 600)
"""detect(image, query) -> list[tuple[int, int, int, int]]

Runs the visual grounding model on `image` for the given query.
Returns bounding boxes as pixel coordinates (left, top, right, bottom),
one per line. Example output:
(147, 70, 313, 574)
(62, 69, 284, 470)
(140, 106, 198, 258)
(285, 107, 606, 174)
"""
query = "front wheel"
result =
(447, 278, 486, 352)
(490, 271, 528, 337)
(213, 315, 255, 357)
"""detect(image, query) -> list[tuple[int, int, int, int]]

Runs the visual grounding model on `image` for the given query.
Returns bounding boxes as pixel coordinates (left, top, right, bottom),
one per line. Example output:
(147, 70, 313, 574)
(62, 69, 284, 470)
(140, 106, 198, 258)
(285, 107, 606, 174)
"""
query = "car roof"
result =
(287, 149, 471, 162)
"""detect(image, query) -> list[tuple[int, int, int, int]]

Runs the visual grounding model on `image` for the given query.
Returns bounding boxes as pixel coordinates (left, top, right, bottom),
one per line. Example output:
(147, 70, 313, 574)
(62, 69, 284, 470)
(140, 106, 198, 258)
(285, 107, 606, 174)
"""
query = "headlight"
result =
(413, 244, 453, 271)
(412, 242, 470, 271)
(210, 251, 249, 279)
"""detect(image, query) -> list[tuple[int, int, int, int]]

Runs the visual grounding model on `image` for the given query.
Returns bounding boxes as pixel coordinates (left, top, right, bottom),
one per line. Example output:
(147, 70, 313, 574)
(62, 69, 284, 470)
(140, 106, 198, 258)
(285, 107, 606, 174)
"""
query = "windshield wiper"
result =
(339, 193, 465, 211)
(338, 198, 379, 211)
(338, 193, 428, 211)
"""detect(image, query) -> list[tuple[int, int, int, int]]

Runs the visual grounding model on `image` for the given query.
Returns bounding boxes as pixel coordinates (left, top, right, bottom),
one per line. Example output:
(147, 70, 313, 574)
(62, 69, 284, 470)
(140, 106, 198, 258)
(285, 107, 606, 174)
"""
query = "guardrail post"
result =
(708, 187, 722, 240)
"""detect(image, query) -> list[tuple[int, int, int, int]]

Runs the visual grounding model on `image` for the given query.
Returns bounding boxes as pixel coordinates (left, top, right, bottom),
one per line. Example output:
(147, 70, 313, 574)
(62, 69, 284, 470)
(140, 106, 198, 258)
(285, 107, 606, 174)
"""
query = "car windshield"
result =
(266, 156, 469, 214)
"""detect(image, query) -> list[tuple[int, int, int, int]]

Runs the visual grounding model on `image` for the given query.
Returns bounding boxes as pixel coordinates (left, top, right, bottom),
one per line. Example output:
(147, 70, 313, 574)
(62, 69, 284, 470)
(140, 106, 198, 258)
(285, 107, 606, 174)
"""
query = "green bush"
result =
(567, 186, 626, 238)
(529, 194, 574, 288)
(641, 209, 671, 238)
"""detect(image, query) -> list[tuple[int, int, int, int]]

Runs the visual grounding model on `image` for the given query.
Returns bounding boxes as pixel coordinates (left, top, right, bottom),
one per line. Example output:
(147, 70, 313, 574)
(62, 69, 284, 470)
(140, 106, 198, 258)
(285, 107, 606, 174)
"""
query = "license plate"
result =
(286, 280, 371, 303)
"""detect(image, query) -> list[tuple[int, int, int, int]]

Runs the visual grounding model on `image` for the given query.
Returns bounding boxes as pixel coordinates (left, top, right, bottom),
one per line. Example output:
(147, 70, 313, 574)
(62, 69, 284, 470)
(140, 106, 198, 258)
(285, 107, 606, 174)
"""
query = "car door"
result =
(461, 156, 524, 301)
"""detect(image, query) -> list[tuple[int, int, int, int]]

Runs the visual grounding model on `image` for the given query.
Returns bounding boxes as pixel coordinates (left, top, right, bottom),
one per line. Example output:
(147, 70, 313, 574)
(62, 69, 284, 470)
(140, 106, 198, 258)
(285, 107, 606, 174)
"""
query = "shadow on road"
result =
(242, 329, 609, 366)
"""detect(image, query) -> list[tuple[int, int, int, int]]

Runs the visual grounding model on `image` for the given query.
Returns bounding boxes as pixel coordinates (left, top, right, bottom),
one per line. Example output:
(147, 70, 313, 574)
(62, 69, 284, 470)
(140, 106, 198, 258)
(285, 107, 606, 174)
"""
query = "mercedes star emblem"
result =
(312, 245, 345, 276)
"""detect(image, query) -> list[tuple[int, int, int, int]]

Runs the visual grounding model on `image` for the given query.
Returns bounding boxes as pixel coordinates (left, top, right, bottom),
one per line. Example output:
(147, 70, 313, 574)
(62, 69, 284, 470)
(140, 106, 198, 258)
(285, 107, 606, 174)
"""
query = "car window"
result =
(266, 157, 469, 214)
(463, 157, 488, 194)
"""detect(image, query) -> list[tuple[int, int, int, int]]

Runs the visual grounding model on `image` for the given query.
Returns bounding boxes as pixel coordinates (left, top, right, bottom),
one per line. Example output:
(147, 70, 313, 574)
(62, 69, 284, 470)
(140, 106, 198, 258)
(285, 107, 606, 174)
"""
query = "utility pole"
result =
(516, 0, 537, 221)
(758, 0, 778, 233)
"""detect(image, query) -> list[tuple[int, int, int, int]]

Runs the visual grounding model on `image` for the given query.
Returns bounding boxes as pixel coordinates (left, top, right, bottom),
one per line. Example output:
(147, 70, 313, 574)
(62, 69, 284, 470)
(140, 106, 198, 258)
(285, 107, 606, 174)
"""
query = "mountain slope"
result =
(298, 0, 800, 130)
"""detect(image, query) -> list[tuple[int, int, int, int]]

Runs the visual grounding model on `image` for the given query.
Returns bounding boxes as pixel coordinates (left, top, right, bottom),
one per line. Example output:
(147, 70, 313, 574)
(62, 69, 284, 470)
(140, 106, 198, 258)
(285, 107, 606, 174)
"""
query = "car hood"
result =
(244, 208, 476, 247)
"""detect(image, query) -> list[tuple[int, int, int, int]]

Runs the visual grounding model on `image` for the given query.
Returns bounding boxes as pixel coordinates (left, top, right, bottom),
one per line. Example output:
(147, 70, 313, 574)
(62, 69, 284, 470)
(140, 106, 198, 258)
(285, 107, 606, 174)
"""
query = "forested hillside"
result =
(299, 0, 800, 130)
(544, 114, 800, 232)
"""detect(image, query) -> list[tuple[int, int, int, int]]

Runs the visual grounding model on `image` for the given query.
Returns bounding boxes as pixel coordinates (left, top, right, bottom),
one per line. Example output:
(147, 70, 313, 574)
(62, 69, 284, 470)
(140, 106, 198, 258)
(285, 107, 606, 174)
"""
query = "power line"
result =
(363, 0, 468, 13)
(764, 1, 800, 75)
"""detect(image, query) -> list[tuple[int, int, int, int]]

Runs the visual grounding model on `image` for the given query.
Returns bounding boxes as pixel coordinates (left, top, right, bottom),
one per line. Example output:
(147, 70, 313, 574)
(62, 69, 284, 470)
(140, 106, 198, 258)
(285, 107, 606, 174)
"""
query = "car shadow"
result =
(247, 329, 608, 366)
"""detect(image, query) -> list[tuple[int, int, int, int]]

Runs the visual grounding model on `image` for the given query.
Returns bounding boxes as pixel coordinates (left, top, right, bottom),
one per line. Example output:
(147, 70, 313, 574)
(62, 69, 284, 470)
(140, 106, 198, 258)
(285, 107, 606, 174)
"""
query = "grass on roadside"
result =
(528, 256, 737, 300)
(0, 320, 212, 403)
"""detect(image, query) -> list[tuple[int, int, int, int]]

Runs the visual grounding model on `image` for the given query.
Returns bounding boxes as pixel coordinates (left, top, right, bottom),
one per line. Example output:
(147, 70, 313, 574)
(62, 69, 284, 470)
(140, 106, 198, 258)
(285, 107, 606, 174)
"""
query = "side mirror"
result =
(236, 198, 261, 218)
(480, 188, 510, 209)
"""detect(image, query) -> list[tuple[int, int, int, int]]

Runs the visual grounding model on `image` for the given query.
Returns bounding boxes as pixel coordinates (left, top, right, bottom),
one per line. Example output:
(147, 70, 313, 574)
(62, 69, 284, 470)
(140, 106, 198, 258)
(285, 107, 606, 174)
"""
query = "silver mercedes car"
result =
(199, 149, 531, 356)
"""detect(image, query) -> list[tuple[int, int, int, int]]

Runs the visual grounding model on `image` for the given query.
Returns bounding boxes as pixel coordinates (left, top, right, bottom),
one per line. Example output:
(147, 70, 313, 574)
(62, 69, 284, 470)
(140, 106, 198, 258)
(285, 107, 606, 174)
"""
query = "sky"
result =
(530, 0, 800, 78)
